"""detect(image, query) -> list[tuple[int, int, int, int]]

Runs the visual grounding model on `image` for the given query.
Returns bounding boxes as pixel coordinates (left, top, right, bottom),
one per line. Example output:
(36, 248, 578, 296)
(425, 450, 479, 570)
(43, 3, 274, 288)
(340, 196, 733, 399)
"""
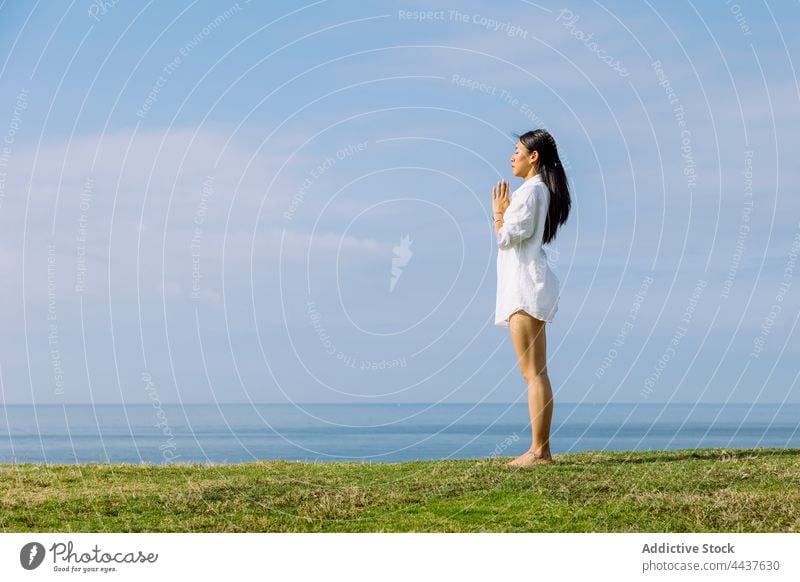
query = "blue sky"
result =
(0, 0, 798, 405)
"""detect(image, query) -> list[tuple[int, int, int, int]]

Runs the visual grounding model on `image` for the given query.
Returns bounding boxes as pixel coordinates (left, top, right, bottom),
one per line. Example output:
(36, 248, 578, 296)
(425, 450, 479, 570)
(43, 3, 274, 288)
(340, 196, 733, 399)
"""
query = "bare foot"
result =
(506, 450, 554, 468)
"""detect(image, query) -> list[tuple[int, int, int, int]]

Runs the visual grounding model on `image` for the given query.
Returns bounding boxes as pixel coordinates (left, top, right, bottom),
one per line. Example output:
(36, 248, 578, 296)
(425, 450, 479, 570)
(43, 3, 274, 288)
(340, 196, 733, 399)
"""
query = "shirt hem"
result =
(495, 304, 557, 327)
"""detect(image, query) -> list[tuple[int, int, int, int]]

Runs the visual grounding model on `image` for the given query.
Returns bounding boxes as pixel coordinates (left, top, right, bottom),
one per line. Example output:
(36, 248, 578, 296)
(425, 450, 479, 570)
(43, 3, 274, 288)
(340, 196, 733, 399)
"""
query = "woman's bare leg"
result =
(506, 310, 554, 467)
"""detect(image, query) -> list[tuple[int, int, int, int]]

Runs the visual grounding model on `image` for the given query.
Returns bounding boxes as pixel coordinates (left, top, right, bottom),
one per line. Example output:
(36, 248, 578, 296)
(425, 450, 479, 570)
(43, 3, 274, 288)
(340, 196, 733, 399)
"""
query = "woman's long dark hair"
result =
(513, 129, 571, 245)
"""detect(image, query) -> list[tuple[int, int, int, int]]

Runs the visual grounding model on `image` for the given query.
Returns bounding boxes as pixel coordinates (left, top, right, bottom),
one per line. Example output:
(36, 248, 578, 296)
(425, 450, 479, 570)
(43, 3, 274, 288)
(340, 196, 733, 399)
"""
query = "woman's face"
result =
(510, 140, 538, 178)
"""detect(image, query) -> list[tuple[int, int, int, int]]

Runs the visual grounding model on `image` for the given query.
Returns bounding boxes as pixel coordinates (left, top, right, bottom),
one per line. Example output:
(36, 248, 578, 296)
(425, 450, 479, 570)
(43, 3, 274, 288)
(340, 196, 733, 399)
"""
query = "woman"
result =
(492, 129, 571, 468)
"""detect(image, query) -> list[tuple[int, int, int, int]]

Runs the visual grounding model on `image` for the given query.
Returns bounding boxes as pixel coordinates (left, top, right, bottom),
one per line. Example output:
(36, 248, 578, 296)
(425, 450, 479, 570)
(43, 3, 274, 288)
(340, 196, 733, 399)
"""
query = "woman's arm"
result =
(496, 189, 537, 249)
(494, 213, 505, 235)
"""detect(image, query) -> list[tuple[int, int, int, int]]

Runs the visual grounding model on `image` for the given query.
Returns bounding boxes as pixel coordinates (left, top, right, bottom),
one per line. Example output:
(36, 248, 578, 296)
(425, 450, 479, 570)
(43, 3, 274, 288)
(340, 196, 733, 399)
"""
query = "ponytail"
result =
(513, 129, 571, 244)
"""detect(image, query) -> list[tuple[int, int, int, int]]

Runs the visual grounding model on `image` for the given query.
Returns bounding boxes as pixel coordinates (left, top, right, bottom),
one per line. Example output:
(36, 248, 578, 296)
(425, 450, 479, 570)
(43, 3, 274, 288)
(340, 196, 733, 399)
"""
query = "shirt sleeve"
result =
(496, 188, 537, 249)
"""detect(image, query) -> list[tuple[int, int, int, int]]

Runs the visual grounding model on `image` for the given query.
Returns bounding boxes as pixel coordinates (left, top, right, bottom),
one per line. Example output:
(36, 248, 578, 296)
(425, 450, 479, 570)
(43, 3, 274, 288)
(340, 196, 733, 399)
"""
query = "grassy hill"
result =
(2, 448, 798, 532)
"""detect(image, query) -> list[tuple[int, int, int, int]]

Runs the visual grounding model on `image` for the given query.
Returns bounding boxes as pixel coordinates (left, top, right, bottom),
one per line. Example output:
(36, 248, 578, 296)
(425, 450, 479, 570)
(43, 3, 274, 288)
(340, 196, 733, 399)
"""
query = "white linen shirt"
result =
(495, 174, 560, 326)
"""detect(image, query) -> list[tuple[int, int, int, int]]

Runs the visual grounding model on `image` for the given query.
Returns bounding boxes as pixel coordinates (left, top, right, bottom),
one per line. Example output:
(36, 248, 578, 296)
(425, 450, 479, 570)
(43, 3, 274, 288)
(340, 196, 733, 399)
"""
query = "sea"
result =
(1, 402, 798, 464)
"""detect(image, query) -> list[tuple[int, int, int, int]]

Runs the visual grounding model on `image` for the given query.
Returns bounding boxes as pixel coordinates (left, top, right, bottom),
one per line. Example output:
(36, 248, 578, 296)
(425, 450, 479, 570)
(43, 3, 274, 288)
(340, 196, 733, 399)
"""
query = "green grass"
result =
(2, 448, 799, 532)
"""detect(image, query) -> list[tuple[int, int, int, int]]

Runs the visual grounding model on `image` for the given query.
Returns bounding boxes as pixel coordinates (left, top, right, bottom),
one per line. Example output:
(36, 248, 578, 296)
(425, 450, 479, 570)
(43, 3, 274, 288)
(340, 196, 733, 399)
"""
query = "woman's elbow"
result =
(496, 231, 512, 249)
